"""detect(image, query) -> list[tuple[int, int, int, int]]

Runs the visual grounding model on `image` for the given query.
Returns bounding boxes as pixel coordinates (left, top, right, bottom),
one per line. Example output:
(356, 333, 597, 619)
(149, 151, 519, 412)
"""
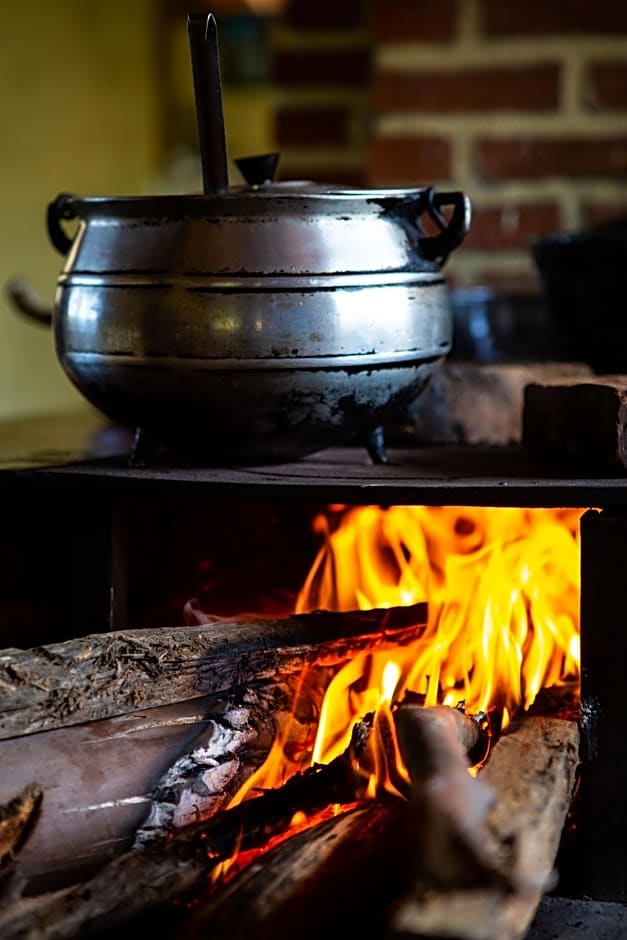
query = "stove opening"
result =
(7, 495, 619, 940)
(184, 505, 583, 887)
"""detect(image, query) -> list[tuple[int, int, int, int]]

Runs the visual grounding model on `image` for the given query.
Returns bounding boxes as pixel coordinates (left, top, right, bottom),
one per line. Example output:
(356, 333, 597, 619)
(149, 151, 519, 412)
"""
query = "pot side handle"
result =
(4, 193, 80, 328)
(47, 192, 79, 255)
(4, 277, 53, 327)
(419, 190, 472, 266)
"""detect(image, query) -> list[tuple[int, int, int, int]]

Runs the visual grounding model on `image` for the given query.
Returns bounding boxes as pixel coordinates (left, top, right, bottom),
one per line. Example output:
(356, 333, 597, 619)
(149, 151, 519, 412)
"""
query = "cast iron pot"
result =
(15, 181, 471, 463)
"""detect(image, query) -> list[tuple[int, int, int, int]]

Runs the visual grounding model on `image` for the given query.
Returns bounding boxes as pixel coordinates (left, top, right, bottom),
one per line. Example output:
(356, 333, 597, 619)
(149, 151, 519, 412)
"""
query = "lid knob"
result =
(235, 153, 280, 186)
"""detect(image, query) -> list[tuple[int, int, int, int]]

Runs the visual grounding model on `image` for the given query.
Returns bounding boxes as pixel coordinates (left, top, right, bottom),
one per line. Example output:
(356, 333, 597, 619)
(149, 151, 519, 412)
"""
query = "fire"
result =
(215, 505, 583, 876)
(299, 506, 581, 735)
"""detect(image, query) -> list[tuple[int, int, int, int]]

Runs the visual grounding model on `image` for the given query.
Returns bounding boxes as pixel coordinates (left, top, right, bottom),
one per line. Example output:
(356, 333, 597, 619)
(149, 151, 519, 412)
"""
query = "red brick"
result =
(366, 135, 451, 184)
(370, 0, 457, 43)
(523, 380, 627, 473)
(374, 65, 559, 113)
(276, 106, 352, 146)
(476, 137, 627, 180)
(482, 0, 627, 35)
(465, 203, 561, 251)
(273, 48, 371, 86)
(581, 201, 627, 228)
(585, 63, 627, 111)
(410, 363, 592, 447)
(282, 0, 365, 31)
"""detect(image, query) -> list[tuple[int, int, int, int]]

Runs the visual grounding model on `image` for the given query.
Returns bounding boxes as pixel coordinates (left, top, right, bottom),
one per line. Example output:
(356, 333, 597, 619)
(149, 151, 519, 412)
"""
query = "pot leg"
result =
(128, 427, 158, 468)
(365, 425, 388, 465)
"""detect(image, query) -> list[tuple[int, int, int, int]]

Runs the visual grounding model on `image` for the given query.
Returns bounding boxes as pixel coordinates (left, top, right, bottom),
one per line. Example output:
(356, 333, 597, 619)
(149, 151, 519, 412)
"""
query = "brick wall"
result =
(271, 0, 371, 187)
(273, 0, 627, 288)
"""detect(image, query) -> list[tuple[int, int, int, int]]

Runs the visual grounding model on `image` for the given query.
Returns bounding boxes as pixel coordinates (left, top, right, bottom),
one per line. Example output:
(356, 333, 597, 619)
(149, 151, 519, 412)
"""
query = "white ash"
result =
(133, 685, 294, 846)
(133, 711, 256, 845)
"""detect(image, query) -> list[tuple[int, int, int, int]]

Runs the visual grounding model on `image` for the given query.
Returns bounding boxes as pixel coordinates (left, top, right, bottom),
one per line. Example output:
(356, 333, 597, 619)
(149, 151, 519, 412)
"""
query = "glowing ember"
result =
(216, 505, 583, 874)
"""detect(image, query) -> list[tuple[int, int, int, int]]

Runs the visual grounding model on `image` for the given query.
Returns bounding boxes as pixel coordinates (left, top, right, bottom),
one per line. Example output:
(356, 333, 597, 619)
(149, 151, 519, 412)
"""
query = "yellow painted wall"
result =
(0, 0, 160, 419)
(0, 0, 277, 420)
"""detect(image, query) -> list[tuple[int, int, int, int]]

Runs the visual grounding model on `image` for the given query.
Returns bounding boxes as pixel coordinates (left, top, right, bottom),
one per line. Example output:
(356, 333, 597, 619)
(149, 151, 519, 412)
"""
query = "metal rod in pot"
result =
(187, 12, 229, 194)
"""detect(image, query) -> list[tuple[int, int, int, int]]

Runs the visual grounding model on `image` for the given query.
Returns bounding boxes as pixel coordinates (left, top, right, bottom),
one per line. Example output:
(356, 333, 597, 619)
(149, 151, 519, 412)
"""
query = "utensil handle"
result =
(419, 190, 472, 266)
(47, 192, 79, 255)
(187, 12, 229, 194)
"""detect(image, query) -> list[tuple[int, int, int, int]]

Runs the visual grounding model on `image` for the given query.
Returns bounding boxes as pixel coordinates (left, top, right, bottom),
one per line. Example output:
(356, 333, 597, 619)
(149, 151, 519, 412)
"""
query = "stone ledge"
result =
(398, 361, 593, 447)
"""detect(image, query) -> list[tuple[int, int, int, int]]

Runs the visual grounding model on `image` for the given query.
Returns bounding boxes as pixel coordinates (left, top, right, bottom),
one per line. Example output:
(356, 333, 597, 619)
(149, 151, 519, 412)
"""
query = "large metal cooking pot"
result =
(49, 182, 470, 463)
(13, 180, 471, 463)
(8, 11, 472, 464)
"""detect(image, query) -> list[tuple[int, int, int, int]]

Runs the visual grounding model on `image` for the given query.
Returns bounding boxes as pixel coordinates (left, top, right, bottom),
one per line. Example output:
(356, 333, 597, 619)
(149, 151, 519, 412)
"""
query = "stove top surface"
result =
(2, 410, 626, 508)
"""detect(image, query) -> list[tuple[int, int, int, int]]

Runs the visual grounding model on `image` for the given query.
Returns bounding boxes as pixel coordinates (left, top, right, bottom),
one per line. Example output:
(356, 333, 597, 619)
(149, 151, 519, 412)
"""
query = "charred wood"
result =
(171, 797, 413, 940)
(134, 679, 314, 845)
(0, 721, 372, 939)
(0, 784, 42, 902)
(0, 682, 303, 890)
(0, 603, 426, 740)
(165, 704, 493, 940)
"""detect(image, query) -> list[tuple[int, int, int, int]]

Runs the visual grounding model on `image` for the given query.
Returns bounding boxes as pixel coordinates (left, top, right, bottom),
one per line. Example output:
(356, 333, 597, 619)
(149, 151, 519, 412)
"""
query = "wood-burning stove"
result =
(1, 411, 626, 936)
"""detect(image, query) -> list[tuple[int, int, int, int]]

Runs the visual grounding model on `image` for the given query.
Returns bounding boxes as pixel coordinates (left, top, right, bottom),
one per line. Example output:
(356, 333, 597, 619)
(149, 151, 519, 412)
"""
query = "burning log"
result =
(0, 721, 373, 940)
(168, 705, 488, 940)
(393, 703, 503, 889)
(1, 688, 297, 890)
(133, 682, 306, 845)
(164, 706, 580, 940)
(0, 784, 42, 897)
(390, 714, 581, 940)
(0, 602, 426, 740)
(170, 798, 412, 940)
(162, 703, 493, 940)
(0, 705, 578, 940)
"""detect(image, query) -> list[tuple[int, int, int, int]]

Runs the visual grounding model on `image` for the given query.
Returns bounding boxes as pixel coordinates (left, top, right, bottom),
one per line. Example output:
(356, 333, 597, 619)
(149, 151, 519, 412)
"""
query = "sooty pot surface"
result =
(43, 182, 471, 463)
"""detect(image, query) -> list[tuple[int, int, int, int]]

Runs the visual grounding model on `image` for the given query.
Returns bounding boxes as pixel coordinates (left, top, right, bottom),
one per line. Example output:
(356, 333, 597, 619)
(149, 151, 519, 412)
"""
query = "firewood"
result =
(0, 720, 373, 940)
(1, 682, 309, 888)
(0, 784, 42, 901)
(389, 715, 581, 940)
(394, 703, 503, 889)
(0, 603, 426, 740)
(170, 797, 412, 940)
(147, 705, 494, 940)
(145, 704, 556, 940)
(1, 711, 577, 940)
(152, 710, 580, 940)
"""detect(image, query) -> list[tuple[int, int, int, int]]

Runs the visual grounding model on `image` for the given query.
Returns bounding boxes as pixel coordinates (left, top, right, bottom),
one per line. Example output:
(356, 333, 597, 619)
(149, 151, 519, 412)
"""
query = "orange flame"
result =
(299, 506, 581, 729)
(214, 505, 583, 877)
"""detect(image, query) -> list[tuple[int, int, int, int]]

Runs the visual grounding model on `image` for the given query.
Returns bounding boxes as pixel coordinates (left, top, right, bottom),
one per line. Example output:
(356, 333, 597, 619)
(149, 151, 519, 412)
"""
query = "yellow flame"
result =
(216, 505, 583, 868)
(296, 506, 582, 759)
